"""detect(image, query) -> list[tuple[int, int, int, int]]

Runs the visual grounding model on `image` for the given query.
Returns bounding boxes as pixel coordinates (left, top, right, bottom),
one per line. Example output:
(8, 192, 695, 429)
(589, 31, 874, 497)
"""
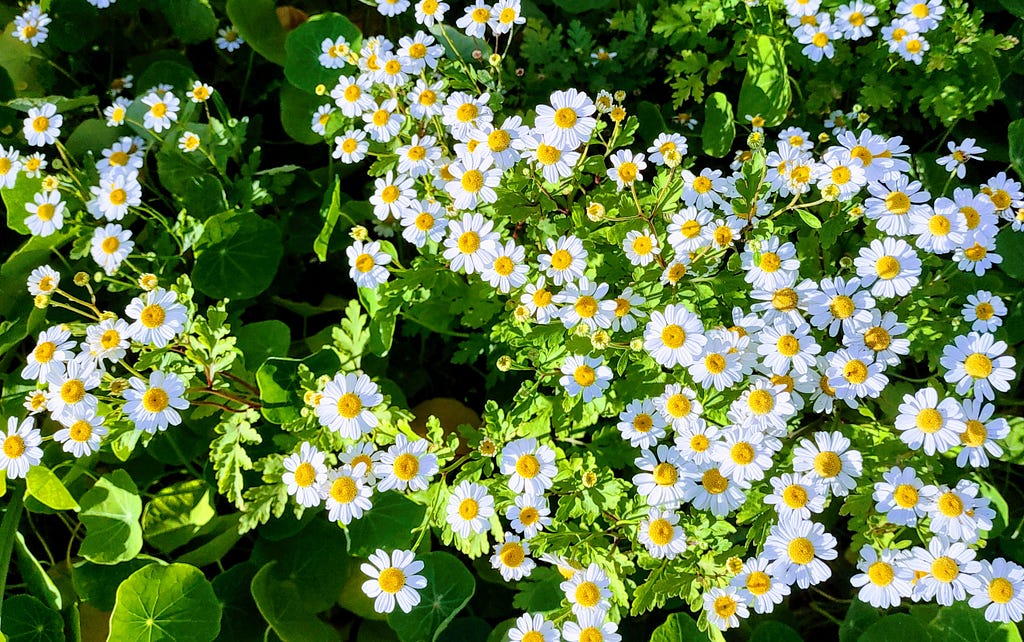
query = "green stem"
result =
(0, 487, 26, 622)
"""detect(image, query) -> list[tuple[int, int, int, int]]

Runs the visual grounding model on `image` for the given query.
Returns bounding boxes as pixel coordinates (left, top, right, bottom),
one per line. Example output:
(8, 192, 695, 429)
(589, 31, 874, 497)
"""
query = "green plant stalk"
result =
(0, 486, 27, 623)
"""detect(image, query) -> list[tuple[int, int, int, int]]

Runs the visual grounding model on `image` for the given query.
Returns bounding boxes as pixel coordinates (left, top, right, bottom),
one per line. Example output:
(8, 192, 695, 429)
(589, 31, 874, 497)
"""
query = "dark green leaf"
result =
(227, 0, 287, 65)
(193, 210, 283, 300)
(109, 563, 222, 642)
(235, 320, 291, 371)
(387, 552, 476, 642)
(346, 492, 426, 557)
(928, 600, 1021, 642)
(737, 35, 791, 127)
(250, 562, 342, 642)
(280, 81, 325, 145)
(284, 13, 362, 93)
(1009, 120, 1024, 179)
(751, 621, 802, 642)
(14, 533, 62, 611)
(257, 349, 340, 424)
(0, 594, 63, 642)
(250, 520, 351, 614)
(157, 0, 217, 44)
(72, 558, 155, 611)
(857, 614, 931, 642)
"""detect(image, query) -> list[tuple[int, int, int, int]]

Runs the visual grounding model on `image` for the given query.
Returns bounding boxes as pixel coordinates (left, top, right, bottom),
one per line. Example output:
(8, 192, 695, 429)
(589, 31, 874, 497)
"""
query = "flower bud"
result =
(488, 53, 501, 67)
(315, 84, 327, 96)
(817, 132, 830, 143)
(350, 225, 369, 241)
(73, 272, 90, 286)
(726, 556, 744, 574)
(139, 274, 158, 291)
(34, 295, 49, 309)
(479, 438, 497, 457)
(581, 471, 598, 488)
(586, 202, 606, 222)
(472, 49, 483, 60)
(629, 337, 644, 352)
(613, 90, 626, 102)
(109, 378, 129, 396)
(513, 305, 531, 322)
(664, 149, 682, 168)
(496, 355, 512, 371)
(590, 330, 610, 351)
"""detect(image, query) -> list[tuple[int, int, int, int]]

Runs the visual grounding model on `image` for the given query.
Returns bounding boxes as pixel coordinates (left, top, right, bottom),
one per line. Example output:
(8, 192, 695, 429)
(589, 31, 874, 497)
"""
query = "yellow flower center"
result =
(680, 220, 702, 239)
(456, 103, 478, 123)
(536, 143, 561, 165)
(864, 326, 891, 351)
(343, 85, 362, 101)
(617, 162, 638, 184)
(493, 256, 515, 276)
(109, 189, 128, 206)
(3, 436, 26, 458)
(648, 518, 675, 545)
(964, 353, 993, 379)
(486, 130, 511, 153)
(783, 484, 808, 508)
(814, 451, 842, 478)
(747, 389, 774, 415)
(930, 556, 959, 583)
(777, 335, 800, 357)
(690, 434, 710, 452)
(554, 107, 578, 129)
(378, 567, 406, 593)
(831, 166, 851, 185)
(868, 561, 894, 586)
(34, 341, 56, 362)
(632, 414, 653, 433)
(516, 454, 540, 478)
(337, 392, 363, 418)
(906, 39, 922, 54)
(414, 213, 434, 231)
(653, 462, 679, 486)
(461, 169, 484, 193)
(885, 192, 910, 214)
(961, 420, 987, 447)
(772, 374, 795, 392)
(579, 629, 604, 642)
(964, 243, 988, 261)
(959, 206, 980, 228)
(928, 214, 951, 236)
(406, 145, 426, 162)
(32, 115, 50, 133)
(101, 236, 121, 254)
(293, 462, 317, 487)
(849, 11, 866, 26)
(713, 226, 733, 246)
(459, 497, 479, 519)
(151, 103, 167, 118)
(974, 302, 994, 320)
(69, 420, 93, 442)
(893, 484, 919, 508)
(911, 3, 929, 18)
(713, 595, 737, 618)
(661, 324, 686, 349)
(384, 59, 402, 75)
(666, 394, 691, 418)
(705, 353, 726, 374)
(812, 32, 829, 48)
(989, 578, 1015, 604)
(575, 581, 601, 607)
(771, 288, 798, 311)
(381, 185, 401, 204)
(574, 296, 598, 319)
(458, 231, 480, 254)
(747, 571, 771, 595)
(915, 408, 944, 434)
(692, 176, 713, 194)
(573, 365, 596, 387)
(730, 442, 755, 465)
(701, 468, 728, 494)
(341, 138, 358, 153)
(354, 254, 375, 273)
(142, 387, 169, 413)
(393, 453, 420, 480)
(937, 492, 964, 517)
(372, 109, 390, 127)
(788, 537, 816, 564)
(519, 506, 539, 525)
(140, 304, 166, 329)
(875, 256, 900, 279)
(990, 190, 1011, 210)
(330, 476, 358, 503)
(843, 359, 868, 384)
(418, 89, 437, 106)
(61, 379, 86, 404)
(500, 542, 525, 567)
(532, 288, 552, 307)
(613, 298, 630, 317)
(500, 7, 517, 23)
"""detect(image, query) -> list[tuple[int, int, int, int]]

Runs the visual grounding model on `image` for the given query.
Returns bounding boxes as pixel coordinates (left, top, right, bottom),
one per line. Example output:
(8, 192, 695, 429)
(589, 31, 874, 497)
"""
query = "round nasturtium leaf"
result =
(108, 563, 222, 642)
(283, 13, 362, 93)
(386, 552, 476, 642)
(0, 594, 64, 642)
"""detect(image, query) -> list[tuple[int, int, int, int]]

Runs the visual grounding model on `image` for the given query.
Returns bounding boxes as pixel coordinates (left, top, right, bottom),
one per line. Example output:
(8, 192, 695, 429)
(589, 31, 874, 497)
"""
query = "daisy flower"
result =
(123, 371, 189, 433)
(90, 224, 134, 275)
(21, 325, 75, 383)
(764, 473, 826, 520)
(844, 310, 909, 367)
(447, 481, 495, 538)
(906, 537, 981, 606)
(673, 420, 718, 466)
(682, 463, 748, 516)
(396, 135, 441, 178)
(81, 318, 130, 367)
(854, 237, 921, 298)
(864, 176, 930, 236)
(322, 464, 372, 525)
(53, 409, 107, 458)
(757, 321, 820, 375)
(644, 303, 706, 369)
(23, 103, 61, 147)
(562, 563, 611, 617)
(370, 172, 415, 222)
(400, 199, 447, 248)
(333, 129, 369, 164)
(851, 545, 913, 608)
(940, 332, 1016, 401)
(0, 417, 43, 479)
(104, 97, 131, 127)
(534, 88, 597, 150)
(319, 36, 352, 68)
(397, 31, 443, 72)
(13, 6, 50, 47)
(500, 438, 557, 496)
(27, 265, 59, 296)
(648, 132, 689, 166)
(957, 399, 1009, 468)
(796, 16, 839, 62)
(481, 239, 528, 293)
(340, 441, 381, 485)
(792, 431, 862, 497)
(714, 427, 775, 483)
(555, 279, 616, 332)
(617, 398, 667, 449)
(456, 0, 493, 38)
(910, 203, 965, 254)
(489, 0, 525, 34)
(897, 34, 929, 64)
(125, 287, 187, 348)
(609, 287, 645, 333)
(442, 91, 492, 141)
(310, 105, 336, 136)
(963, 291, 1006, 333)
(509, 613, 559, 642)
(443, 213, 500, 274)
(562, 612, 620, 642)
(728, 379, 795, 435)
(216, 26, 244, 51)
(731, 556, 791, 614)
(622, 229, 660, 267)
(968, 558, 1024, 624)
(0, 145, 22, 189)
(654, 384, 703, 433)
(815, 149, 866, 200)
(22, 152, 45, 178)
(447, 150, 501, 210)
(45, 358, 101, 424)
(926, 480, 995, 544)
(751, 279, 816, 328)
(667, 207, 713, 255)
(559, 354, 612, 402)
(764, 516, 838, 588)
(633, 445, 688, 507)
(638, 508, 686, 559)
(520, 277, 559, 324)
(363, 98, 405, 143)
(896, 0, 945, 31)
(316, 372, 382, 438)
(89, 168, 142, 221)
(331, 75, 375, 118)
(955, 238, 1002, 276)
(836, 1, 879, 39)
(361, 549, 427, 614)
(826, 347, 888, 404)
(741, 237, 800, 291)
(703, 587, 749, 631)
(141, 91, 180, 133)
(539, 234, 588, 286)
(937, 138, 985, 179)
(808, 277, 874, 338)
(895, 388, 965, 456)
(506, 493, 551, 540)
(872, 466, 935, 527)
(374, 434, 439, 493)
(490, 533, 535, 581)
(607, 150, 646, 191)
(414, 0, 450, 26)
(680, 168, 727, 209)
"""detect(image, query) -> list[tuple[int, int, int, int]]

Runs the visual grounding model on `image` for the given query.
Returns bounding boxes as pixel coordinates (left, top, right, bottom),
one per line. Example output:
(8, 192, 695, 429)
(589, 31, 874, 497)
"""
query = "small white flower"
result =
(361, 549, 427, 613)
(764, 516, 838, 588)
(125, 288, 187, 348)
(374, 434, 438, 493)
(122, 371, 189, 434)
(490, 533, 535, 581)
(506, 493, 551, 540)
(0, 417, 43, 479)
(23, 103, 62, 147)
(447, 480, 495, 538)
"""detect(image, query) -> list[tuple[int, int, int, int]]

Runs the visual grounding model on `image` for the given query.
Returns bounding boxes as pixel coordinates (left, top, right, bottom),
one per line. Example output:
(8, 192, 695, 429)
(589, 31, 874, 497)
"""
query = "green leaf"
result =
(4, 94, 98, 114)
(72, 558, 155, 611)
(927, 600, 1021, 642)
(235, 320, 291, 371)
(857, 614, 931, 642)
(78, 470, 143, 565)
(157, 0, 217, 44)
(0, 595, 63, 642)
(250, 562, 342, 642)
(428, 24, 491, 63)
(134, 60, 197, 100)
(141, 480, 217, 553)
(636, 101, 668, 145)
(751, 621, 802, 642)
(840, 598, 881, 642)
(14, 533, 62, 611)
(64, 118, 124, 158)
(737, 35, 791, 127)
(280, 81, 325, 145)
(211, 562, 265, 642)
(797, 209, 822, 229)
(193, 210, 284, 300)
(2, 173, 43, 235)
(177, 515, 244, 568)
(284, 13, 362, 93)
(701, 92, 734, 158)
(314, 178, 343, 262)
(109, 563, 222, 642)
(650, 612, 702, 641)
(551, 0, 611, 12)
(387, 552, 475, 642)
(250, 520, 351, 613)
(227, 0, 287, 65)
(257, 348, 340, 424)
(346, 492, 427, 557)
(26, 466, 79, 511)
(997, 226, 1024, 282)
(1009, 119, 1024, 180)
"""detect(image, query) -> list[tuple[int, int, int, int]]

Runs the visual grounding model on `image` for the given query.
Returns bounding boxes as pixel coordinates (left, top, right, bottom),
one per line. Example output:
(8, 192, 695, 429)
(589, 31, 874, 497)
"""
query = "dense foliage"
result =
(0, 1, 1023, 641)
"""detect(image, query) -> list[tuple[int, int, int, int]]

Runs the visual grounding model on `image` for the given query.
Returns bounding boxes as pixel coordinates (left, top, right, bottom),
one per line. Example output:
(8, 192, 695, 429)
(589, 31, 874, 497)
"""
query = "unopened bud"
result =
(817, 132, 830, 143)
(726, 556, 744, 574)
(488, 53, 501, 67)
(496, 355, 512, 371)
(664, 149, 682, 168)
(479, 438, 497, 457)
(350, 225, 369, 241)
(315, 84, 327, 96)
(73, 272, 90, 286)
(109, 378, 129, 396)
(613, 90, 626, 102)
(590, 330, 610, 351)
(610, 106, 626, 123)
(139, 274, 158, 291)
(34, 295, 50, 309)
(586, 202, 606, 222)
(472, 49, 483, 60)
(513, 305, 531, 322)
(581, 471, 598, 488)
(629, 337, 644, 352)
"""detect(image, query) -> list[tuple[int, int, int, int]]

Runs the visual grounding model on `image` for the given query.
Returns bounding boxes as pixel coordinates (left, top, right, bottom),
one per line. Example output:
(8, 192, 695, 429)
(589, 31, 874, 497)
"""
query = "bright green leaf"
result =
(72, 558, 156, 611)
(928, 601, 1021, 642)
(284, 13, 362, 93)
(235, 320, 291, 371)
(26, 466, 79, 511)
(109, 563, 222, 642)
(2, 173, 44, 235)
(78, 470, 143, 565)
(14, 533, 62, 611)
(141, 480, 217, 553)
(650, 612, 702, 642)
(257, 349, 340, 424)
(737, 35, 791, 127)
(1009, 119, 1024, 179)
(701, 92, 734, 158)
